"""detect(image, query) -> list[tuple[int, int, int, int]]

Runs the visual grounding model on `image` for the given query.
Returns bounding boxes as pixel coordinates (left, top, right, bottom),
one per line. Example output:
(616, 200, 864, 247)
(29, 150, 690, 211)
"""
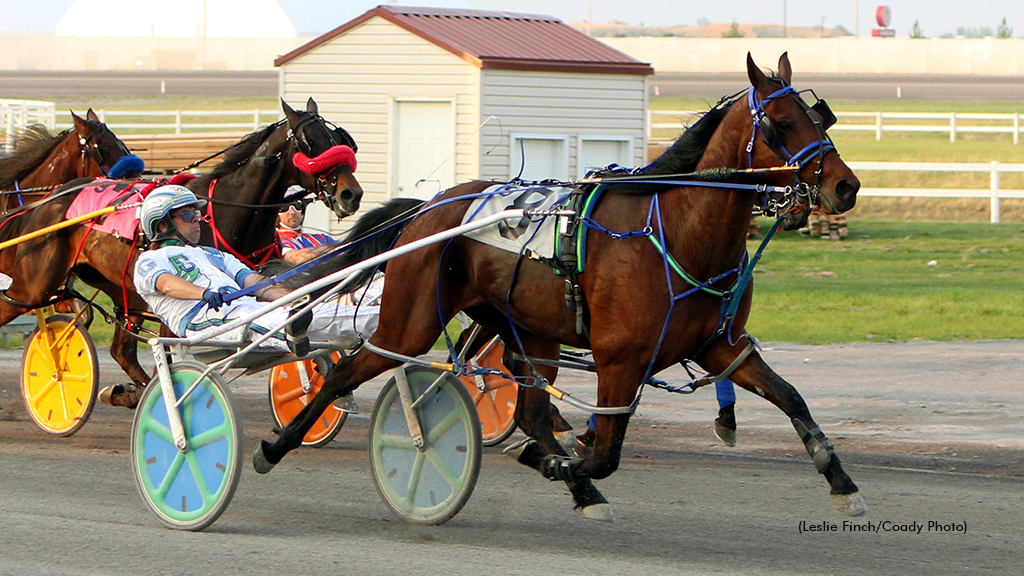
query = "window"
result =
(509, 134, 569, 182)
(578, 136, 635, 177)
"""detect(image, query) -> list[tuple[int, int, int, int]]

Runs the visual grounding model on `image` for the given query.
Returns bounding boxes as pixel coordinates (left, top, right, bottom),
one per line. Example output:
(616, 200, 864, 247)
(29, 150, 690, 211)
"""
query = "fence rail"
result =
(649, 109, 1024, 143)
(845, 161, 1024, 223)
(2, 100, 280, 152)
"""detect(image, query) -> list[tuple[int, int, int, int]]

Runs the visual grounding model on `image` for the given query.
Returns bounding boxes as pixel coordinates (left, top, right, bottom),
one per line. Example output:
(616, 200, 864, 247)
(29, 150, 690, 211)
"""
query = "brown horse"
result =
(0, 98, 362, 406)
(254, 53, 866, 519)
(0, 109, 131, 211)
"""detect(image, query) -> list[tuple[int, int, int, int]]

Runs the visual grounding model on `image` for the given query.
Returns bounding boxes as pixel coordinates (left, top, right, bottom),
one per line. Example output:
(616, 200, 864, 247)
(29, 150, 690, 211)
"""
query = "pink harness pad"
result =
(65, 179, 155, 239)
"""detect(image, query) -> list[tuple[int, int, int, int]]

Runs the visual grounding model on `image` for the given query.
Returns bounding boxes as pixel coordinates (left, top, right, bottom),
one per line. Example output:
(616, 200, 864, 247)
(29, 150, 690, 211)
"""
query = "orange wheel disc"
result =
(460, 338, 518, 446)
(268, 353, 346, 448)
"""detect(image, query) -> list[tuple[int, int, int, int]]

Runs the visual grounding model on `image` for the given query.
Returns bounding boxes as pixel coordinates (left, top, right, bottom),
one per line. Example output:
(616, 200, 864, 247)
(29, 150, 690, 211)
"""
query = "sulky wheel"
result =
(268, 354, 347, 448)
(369, 366, 482, 525)
(459, 336, 518, 446)
(130, 360, 243, 531)
(20, 314, 98, 436)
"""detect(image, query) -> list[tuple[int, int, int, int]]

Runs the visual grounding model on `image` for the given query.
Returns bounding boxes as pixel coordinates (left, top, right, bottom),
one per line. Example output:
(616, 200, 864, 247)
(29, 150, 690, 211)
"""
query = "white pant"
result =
(182, 276, 384, 351)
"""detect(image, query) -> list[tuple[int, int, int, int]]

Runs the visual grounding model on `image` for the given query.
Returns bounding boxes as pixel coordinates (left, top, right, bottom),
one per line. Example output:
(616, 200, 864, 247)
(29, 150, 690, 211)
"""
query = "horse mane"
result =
(644, 100, 736, 176)
(207, 122, 281, 179)
(0, 125, 67, 188)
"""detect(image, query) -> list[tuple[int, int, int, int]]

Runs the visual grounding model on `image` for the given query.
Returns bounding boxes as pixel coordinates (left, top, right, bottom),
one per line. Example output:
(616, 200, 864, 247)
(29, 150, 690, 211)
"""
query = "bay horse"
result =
(254, 53, 867, 519)
(0, 98, 362, 407)
(0, 109, 133, 211)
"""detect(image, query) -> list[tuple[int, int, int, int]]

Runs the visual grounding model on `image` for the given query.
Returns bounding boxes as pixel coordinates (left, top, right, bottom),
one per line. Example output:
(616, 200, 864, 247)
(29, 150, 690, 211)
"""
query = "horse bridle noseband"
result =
(287, 113, 358, 211)
(746, 83, 837, 213)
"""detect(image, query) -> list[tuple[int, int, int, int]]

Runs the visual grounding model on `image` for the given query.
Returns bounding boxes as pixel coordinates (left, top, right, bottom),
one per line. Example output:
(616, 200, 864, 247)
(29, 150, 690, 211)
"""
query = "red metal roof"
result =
(275, 5, 653, 75)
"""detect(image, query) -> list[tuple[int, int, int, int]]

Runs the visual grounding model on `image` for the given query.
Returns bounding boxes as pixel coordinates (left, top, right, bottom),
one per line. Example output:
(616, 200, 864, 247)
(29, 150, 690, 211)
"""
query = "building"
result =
(274, 5, 653, 229)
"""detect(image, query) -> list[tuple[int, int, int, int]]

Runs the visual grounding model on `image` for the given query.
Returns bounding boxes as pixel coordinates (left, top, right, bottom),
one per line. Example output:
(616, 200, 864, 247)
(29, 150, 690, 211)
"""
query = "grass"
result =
(746, 219, 1024, 343)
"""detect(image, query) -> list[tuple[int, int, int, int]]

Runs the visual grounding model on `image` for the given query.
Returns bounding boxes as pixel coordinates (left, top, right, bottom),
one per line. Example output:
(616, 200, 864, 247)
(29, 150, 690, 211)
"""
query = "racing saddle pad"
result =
(65, 179, 153, 239)
(461, 184, 574, 260)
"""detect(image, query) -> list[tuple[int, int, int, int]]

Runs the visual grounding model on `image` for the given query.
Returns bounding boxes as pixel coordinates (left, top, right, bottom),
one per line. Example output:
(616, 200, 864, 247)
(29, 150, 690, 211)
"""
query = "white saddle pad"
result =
(461, 184, 573, 259)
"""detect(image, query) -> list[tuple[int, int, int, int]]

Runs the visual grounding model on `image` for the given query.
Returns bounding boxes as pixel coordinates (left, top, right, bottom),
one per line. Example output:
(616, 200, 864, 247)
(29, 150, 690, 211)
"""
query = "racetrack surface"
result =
(1, 341, 1021, 575)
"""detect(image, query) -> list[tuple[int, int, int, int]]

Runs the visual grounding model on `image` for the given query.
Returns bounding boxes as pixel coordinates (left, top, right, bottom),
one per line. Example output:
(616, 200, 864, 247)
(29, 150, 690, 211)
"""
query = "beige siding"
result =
(279, 17, 481, 232)
(479, 70, 647, 181)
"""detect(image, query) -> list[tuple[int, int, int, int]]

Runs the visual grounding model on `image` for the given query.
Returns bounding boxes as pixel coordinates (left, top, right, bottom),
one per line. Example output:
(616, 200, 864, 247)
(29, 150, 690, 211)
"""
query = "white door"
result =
(394, 101, 455, 200)
(510, 136, 568, 182)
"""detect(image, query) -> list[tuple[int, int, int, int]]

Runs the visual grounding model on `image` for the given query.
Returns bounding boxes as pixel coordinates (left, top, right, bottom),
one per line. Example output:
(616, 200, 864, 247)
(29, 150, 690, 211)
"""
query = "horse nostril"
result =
(339, 188, 354, 203)
(835, 178, 860, 205)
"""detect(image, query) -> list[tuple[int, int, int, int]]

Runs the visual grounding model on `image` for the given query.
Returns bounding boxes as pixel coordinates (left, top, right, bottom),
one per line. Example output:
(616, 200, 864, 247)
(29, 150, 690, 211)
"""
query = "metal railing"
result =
(648, 110, 1024, 143)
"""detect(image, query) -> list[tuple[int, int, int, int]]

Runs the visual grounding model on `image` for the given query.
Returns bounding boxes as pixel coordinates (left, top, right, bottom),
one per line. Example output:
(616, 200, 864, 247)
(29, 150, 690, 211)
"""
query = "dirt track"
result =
(1, 341, 1022, 575)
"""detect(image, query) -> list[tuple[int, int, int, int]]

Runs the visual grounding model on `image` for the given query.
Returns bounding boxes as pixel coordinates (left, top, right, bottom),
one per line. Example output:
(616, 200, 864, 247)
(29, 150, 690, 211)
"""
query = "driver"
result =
(132, 184, 381, 353)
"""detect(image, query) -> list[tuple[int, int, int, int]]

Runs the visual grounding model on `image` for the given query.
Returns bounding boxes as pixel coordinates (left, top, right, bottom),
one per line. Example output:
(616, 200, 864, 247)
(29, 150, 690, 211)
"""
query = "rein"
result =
(204, 179, 281, 268)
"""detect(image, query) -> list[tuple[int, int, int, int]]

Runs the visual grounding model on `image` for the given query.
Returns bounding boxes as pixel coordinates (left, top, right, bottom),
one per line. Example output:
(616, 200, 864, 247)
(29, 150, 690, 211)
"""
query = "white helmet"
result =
(140, 184, 206, 240)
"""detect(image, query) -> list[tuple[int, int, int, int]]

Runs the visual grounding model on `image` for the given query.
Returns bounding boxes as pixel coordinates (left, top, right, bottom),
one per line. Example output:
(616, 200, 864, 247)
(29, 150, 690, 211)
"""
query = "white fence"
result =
(2, 101, 279, 152)
(1, 99, 57, 152)
(55, 109, 280, 134)
(649, 110, 1024, 143)
(846, 161, 1024, 223)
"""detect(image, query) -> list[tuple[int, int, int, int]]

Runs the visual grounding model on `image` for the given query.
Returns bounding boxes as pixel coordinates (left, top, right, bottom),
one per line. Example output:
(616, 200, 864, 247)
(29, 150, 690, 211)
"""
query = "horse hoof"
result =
(252, 441, 277, 475)
(832, 492, 868, 517)
(582, 503, 615, 522)
(714, 419, 736, 447)
(502, 437, 535, 461)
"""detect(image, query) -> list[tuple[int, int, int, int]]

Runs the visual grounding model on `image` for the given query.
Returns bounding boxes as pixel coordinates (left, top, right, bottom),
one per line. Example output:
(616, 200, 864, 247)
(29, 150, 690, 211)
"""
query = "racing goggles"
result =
(171, 208, 203, 223)
(279, 199, 312, 213)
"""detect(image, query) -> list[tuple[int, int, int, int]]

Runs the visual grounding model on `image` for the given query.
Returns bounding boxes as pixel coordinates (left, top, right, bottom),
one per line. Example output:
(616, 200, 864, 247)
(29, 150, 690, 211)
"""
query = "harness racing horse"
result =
(0, 98, 362, 407)
(0, 109, 133, 211)
(253, 53, 867, 520)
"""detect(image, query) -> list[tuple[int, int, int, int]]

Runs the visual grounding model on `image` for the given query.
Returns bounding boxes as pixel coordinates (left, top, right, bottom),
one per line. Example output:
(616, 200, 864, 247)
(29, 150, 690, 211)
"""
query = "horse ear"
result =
(281, 98, 300, 125)
(306, 97, 318, 116)
(746, 52, 770, 94)
(70, 110, 88, 132)
(777, 52, 793, 85)
(86, 108, 100, 122)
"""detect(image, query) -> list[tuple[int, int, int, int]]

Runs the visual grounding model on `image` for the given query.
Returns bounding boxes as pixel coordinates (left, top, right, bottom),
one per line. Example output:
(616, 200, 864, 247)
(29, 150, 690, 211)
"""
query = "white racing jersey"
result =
(135, 243, 254, 336)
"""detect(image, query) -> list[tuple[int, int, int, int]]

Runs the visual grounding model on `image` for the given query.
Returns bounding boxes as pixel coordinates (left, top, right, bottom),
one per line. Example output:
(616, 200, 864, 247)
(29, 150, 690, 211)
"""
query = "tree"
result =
(696, 17, 711, 27)
(723, 20, 745, 38)
(910, 20, 925, 38)
(997, 17, 1013, 39)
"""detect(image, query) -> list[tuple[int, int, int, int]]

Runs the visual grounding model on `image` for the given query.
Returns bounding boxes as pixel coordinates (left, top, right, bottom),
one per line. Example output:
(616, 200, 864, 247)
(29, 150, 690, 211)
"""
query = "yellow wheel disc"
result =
(21, 315, 98, 436)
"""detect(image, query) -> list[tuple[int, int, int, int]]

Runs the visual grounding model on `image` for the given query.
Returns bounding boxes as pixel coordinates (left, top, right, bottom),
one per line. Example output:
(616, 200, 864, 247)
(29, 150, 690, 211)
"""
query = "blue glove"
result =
(202, 287, 233, 311)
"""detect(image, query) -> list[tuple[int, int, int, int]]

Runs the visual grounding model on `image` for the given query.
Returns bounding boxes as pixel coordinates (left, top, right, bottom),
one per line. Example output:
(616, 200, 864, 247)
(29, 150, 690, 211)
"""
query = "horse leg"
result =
(255, 274, 449, 471)
(720, 349, 867, 516)
(501, 336, 611, 520)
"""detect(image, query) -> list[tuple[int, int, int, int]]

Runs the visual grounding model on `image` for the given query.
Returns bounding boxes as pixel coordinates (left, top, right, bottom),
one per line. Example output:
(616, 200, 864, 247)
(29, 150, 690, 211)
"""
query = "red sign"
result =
(876, 5, 892, 28)
(872, 28, 896, 37)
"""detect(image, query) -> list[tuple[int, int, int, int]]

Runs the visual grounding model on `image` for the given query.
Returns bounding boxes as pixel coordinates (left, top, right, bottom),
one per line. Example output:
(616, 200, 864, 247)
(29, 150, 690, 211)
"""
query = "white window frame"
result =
(576, 135, 637, 177)
(508, 133, 569, 182)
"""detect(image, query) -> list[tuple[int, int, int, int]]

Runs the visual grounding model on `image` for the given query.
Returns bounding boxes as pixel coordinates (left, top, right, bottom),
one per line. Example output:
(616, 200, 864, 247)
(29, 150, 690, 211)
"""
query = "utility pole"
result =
(587, 0, 592, 35)
(783, 0, 787, 38)
(821, 16, 826, 37)
(855, 0, 860, 37)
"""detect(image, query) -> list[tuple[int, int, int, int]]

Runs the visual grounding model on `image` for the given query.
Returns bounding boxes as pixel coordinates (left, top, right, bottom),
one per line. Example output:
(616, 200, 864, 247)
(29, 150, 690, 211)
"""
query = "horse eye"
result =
(777, 120, 794, 132)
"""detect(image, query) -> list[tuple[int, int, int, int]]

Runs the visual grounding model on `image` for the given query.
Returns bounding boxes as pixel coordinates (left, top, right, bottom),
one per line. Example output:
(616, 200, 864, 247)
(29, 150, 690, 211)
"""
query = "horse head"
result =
(282, 98, 363, 218)
(742, 53, 860, 229)
(70, 109, 133, 178)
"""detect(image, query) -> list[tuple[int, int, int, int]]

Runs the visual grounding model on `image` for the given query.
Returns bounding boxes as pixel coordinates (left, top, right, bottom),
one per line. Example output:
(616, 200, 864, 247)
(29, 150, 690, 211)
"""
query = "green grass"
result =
(746, 219, 1024, 343)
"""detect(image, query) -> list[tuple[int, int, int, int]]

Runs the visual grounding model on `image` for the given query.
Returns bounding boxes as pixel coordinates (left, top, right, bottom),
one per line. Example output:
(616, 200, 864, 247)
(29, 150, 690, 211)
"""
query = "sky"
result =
(0, 0, 1020, 38)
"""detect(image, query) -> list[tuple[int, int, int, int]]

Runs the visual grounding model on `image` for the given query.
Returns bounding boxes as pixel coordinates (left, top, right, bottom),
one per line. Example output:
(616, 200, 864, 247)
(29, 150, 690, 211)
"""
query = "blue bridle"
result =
(745, 85, 836, 192)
